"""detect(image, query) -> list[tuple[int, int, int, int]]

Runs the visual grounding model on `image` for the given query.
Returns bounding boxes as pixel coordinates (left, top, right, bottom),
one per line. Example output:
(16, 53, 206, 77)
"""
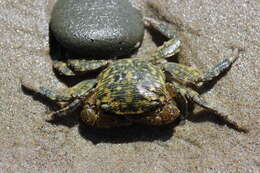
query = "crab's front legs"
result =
(53, 59, 112, 76)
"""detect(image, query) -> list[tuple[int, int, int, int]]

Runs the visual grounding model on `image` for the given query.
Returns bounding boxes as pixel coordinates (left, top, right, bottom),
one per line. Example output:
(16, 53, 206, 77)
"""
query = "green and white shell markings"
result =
(96, 59, 167, 115)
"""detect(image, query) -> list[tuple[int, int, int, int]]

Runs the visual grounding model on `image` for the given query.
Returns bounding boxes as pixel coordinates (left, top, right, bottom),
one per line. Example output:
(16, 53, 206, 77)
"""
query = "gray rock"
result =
(51, 0, 144, 57)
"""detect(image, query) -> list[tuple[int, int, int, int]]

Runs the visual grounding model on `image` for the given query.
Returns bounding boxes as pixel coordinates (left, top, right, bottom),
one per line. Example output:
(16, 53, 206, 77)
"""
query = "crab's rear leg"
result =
(169, 82, 248, 132)
(53, 59, 112, 76)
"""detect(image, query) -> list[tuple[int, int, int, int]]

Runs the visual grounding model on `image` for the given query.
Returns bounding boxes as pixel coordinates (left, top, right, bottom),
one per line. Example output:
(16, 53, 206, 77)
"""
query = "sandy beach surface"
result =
(0, 0, 258, 172)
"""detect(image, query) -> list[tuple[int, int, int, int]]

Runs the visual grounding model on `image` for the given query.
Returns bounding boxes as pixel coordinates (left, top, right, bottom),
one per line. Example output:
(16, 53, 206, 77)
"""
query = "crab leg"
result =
(53, 59, 112, 76)
(162, 48, 240, 87)
(144, 17, 178, 39)
(151, 38, 181, 60)
(144, 17, 181, 60)
(21, 78, 96, 102)
(22, 78, 97, 118)
(48, 99, 82, 118)
(162, 62, 202, 87)
(21, 78, 71, 101)
(196, 48, 240, 84)
(169, 82, 248, 132)
(53, 60, 76, 76)
(67, 59, 111, 74)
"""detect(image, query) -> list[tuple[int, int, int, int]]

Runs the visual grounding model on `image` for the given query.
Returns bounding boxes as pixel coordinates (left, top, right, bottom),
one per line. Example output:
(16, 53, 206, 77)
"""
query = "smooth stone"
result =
(51, 0, 144, 57)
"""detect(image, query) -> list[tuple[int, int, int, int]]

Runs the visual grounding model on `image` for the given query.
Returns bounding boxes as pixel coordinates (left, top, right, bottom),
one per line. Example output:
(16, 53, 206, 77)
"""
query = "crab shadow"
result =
(52, 107, 240, 144)
(54, 108, 238, 144)
(42, 104, 179, 144)
(78, 123, 177, 144)
(187, 109, 242, 132)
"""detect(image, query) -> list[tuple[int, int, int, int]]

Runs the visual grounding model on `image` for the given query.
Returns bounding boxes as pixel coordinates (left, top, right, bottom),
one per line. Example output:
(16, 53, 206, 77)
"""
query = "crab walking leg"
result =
(48, 99, 82, 118)
(53, 59, 112, 76)
(22, 79, 96, 118)
(144, 17, 181, 60)
(151, 38, 181, 60)
(21, 78, 96, 102)
(196, 48, 240, 84)
(144, 17, 178, 39)
(62, 79, 97, 98)
(67, 59, 112, 74)
(21, 78, 72, 101)
(53, 60, 77, 76)
(162, 62, 202, 86)
(169, 82, 248, 132)
(162, 48, 240, 87)
(179, 94, 189, 122)
(45, 79, 97, 118)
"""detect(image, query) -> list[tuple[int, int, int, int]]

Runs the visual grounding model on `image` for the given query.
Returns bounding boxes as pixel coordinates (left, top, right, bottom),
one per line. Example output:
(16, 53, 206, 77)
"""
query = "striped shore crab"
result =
(22, 18, 247, 132)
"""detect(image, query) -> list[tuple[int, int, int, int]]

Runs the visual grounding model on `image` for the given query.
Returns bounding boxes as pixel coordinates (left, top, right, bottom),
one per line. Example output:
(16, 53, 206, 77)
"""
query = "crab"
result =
(22, 17, 247, 132)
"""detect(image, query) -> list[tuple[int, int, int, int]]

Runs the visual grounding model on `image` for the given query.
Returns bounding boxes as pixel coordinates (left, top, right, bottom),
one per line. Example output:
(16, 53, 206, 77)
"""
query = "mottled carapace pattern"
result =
(96, 58, 167, 115)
